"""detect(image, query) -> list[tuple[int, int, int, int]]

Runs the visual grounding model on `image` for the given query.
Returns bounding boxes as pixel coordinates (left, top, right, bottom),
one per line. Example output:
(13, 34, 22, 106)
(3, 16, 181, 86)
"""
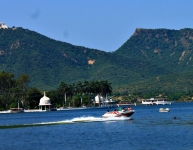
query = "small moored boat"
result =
(159, 108, 170, 112)
(102, 108, 135, 118)
(9, 108, 24, 113)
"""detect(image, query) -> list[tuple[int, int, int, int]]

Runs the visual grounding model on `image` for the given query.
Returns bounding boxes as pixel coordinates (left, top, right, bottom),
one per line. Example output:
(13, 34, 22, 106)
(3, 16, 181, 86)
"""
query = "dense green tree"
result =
(0, 71, 15, 110)
(47, 90, 60, 108)
(26, 88, 42, 109)
(83, 81, 93, 106)
(16, 74, 29, 104)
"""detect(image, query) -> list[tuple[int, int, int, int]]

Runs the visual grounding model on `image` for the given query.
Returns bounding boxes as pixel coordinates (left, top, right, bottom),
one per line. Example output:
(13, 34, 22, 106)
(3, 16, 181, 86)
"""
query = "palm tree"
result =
(101, 80, 112, 100)
(68, 83, 76, 107)
(58, 82, 68, 107)
(83, 81, 93, 106)
(76, 81, 84, 107)
(92, 81, 101, 96)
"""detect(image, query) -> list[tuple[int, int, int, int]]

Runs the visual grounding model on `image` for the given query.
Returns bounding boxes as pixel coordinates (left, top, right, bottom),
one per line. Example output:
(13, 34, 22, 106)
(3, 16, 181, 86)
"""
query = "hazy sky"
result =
(1, 0, 193, 52)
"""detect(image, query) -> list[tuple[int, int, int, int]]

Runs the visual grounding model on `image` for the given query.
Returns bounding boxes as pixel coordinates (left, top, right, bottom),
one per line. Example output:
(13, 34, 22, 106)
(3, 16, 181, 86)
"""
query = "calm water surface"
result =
(0, 102, 193, 150)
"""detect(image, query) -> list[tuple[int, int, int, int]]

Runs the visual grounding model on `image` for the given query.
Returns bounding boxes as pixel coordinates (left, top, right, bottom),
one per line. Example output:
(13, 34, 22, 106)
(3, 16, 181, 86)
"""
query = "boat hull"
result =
(102, 110, 135, 118)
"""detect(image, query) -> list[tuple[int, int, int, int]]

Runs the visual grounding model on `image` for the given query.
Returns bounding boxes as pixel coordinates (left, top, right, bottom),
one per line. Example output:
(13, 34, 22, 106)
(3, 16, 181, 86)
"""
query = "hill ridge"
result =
(1, 27, 193, 92)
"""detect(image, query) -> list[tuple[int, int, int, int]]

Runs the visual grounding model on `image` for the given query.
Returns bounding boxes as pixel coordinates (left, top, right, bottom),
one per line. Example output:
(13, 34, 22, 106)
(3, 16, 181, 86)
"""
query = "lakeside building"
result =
(94, 95, 116, 107)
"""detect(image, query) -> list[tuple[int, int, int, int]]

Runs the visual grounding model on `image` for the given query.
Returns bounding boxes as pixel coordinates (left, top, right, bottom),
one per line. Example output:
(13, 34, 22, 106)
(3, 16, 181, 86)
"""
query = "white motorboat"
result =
(102, 108, 135, 118)
(159, 108, 170, 112)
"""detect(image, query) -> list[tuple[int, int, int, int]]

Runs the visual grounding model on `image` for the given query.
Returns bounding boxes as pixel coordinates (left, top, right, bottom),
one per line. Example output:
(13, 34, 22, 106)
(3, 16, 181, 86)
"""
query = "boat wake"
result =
(0, 116, 131, 129)
(64, 116, 131, 122)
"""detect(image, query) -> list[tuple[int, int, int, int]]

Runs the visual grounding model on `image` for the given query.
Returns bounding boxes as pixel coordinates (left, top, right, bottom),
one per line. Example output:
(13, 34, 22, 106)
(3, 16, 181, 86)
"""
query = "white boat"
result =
(142, 98, 154, 105)
(0, 108, 24, 113)
(102, 108, 135, 118)
(0, 110, 12, 113)
(154, 98, 172, 105)
(142, 98, 173, 105)
(9, 108, 24, 113)
(159, 108, 170, 112)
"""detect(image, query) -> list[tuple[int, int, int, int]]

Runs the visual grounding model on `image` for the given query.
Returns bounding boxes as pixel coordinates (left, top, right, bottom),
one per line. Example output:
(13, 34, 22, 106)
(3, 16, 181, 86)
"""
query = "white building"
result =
(94, 95, 115, 107)
(39, 92, 52, 110)
(0, 22, 8, 29)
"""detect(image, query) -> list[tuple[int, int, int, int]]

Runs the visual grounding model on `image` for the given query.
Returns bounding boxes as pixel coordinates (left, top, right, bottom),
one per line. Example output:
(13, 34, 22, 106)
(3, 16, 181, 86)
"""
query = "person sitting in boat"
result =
(106, 110, 110, 114)
(122, 107, 127, 112)
(112, 109, 118, 114)
(128, 106, 132, 111)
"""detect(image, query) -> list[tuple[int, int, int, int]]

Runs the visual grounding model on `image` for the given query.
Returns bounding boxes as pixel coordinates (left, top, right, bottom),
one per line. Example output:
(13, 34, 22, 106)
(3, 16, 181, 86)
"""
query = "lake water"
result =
(0, 102, 193, 150)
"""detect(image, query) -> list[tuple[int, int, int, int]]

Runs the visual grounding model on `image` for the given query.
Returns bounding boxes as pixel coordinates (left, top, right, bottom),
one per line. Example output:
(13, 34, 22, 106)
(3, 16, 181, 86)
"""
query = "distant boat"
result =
(141, 98, 154, 105)
(0, 110, 12, 113)
(159, 108, 170, 112)
(9, 108, 24, 113)
(117, 102, 136, 107)
(154, 98, 173, 105)
(142, 98, 173, 105)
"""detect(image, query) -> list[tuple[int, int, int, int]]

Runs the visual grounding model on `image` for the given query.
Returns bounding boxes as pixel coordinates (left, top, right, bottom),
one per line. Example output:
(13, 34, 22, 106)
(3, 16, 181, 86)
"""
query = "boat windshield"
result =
(117, 107, 122, 111)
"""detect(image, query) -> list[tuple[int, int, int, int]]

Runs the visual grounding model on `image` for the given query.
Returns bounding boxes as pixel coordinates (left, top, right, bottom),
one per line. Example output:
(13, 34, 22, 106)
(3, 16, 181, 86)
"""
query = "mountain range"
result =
(1, 27, 193, 93)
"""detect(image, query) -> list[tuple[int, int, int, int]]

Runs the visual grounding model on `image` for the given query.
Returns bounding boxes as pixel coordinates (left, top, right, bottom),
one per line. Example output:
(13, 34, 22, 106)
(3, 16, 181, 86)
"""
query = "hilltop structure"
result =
(0, 22, 8, 29)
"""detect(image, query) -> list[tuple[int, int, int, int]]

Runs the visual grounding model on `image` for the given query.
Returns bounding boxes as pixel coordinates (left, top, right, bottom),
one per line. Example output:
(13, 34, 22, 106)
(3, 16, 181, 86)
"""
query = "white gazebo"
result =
(39, 92, 52, 110)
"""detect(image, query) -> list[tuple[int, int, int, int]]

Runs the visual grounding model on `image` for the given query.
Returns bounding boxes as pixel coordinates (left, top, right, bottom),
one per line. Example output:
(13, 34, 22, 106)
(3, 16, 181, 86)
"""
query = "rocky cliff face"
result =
(115, 28, 193, 72)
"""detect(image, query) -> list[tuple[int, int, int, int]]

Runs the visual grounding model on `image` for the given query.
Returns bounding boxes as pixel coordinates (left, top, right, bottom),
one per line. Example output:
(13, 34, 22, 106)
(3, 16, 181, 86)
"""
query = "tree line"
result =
(1, 70, 192, 111)
(0, 71, 29, 110)
(0, 71, 113, 110)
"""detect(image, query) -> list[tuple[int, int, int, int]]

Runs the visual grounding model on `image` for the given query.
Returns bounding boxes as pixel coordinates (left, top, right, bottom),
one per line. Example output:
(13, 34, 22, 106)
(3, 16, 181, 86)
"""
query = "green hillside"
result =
(1, 27, 193, 93)
(0, 27, 111, 89)
(113, 28, 193, 93)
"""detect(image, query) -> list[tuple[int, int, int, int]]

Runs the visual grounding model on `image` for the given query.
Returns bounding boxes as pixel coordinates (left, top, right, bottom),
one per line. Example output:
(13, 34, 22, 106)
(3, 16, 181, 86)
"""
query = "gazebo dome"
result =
(39, 92, 52, 106)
